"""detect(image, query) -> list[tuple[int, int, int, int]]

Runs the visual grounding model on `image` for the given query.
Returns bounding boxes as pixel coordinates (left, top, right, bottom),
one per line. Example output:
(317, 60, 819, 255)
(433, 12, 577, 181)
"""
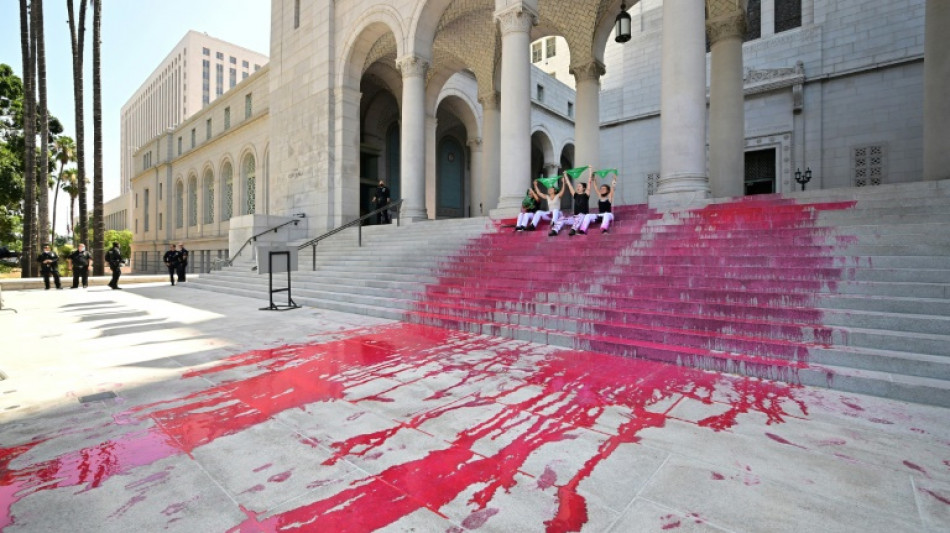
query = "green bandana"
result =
(564, 166, 590, 180)
(593, 168, 619, 179)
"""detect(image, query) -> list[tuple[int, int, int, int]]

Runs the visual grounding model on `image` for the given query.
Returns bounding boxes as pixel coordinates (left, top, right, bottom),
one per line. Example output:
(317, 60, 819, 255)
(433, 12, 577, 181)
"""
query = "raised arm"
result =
(532, 179, 543, 197)
(609, 177, 617, 203)
(563, 173, 575, 196)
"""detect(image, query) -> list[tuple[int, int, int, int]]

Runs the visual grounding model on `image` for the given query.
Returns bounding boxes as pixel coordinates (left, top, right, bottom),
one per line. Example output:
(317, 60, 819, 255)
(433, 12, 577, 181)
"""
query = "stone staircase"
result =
(193, 180, 950, 407)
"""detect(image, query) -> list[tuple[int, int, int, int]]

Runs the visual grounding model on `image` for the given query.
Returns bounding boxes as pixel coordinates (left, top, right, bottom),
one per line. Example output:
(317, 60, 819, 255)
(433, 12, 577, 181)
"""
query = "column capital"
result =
(478, 92, 500, 110)
(467, 138, 483, 151)
(495, 5, 537, 35)
(706, 11, 746, 44)
(570, 60, 606, 82)
(396, 56, 429, 79)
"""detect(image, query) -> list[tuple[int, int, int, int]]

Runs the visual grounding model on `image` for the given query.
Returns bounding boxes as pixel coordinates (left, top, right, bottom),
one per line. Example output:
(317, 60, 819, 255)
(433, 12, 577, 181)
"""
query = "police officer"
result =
(37, 244, 62, 290)
(106, 241, 124, 290)
(69, 243, 92, 289)
(176, 243, 189, 282)
(163, 244, 179, 286)
(371, 180, 391, 224)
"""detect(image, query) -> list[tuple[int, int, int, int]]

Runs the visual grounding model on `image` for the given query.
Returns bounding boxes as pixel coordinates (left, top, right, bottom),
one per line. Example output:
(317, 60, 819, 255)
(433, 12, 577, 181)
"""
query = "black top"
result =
(573, 193, 590, 215)
(375, 185, 391, 206)
(106, 247, 123, 268)
(178, 247, 189, 265)
(38, 251, 59, 272)
(598, 199, 612, 214)
(163, 250, 179, 267)
(70, 250, 91, 268)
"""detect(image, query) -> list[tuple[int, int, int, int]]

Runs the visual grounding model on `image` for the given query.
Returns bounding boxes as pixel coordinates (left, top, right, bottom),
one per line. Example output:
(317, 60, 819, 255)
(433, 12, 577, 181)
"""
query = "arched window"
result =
(188, 175, 198, 226)
(203, 169, 215, 223)
(222, 162, 233, 220)
(175, 180, 184, 229)
(243, 154, 256, 215)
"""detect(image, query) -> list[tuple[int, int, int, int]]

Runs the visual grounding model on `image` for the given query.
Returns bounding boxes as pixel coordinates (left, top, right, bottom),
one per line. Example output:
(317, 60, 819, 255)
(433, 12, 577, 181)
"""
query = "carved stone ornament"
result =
(478, 92, 500, 110)
(396, 56, 429, 79)
(744, 61, 805, 95)
(495, 6, 537, 35)
(706, 12, 747, 44)
(570, 60, 606, 82)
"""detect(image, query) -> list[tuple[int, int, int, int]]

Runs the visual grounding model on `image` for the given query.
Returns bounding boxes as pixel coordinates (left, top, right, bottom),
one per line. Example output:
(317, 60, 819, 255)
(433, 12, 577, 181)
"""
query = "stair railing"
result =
(298, 199, 404, 271)
(210, 218, 302, 271)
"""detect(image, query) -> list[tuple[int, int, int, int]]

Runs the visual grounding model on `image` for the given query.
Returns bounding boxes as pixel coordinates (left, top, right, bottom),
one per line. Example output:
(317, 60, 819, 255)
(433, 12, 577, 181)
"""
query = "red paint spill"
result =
(252, 463, 272, 473)
(840, 399, 864, 411)
(817, 438, 847, 446)
(1, 323, 809, 532)
(462, 507, 499, 529)
(920, 488, 950, 505)
(710, 472, 725, 480)
(662, 520, 682, 530)
(902, 460, 927, 475)
(765, 432, 807, 450)
(868, 418, 894, 425)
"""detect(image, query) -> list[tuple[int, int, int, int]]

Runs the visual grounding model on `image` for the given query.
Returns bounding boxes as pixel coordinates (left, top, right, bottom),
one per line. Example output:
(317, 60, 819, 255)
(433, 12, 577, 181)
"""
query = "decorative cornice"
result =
(570, 60, 606, 82)
(467, 138, 483, 150)
(495, 5, 537, 36)
(744, 61, 805, 95)
(396, 56, 429, 79)
(706, 12, 746, 44)
(478, 92, 500, 110)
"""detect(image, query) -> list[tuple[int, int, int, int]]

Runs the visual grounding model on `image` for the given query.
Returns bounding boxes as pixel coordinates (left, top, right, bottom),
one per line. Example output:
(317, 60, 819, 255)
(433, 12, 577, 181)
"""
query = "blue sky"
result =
(0, 0, 271, 233)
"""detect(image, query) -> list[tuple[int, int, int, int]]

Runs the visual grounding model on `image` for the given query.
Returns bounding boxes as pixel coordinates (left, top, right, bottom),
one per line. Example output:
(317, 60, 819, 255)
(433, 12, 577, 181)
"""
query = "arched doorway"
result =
(437, 137, 465, 218)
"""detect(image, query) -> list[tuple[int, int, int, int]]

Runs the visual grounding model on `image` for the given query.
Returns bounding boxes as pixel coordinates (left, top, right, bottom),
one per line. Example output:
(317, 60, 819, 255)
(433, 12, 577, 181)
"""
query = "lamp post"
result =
(794, 167, 813, 191)
(615, 2, 632, 43)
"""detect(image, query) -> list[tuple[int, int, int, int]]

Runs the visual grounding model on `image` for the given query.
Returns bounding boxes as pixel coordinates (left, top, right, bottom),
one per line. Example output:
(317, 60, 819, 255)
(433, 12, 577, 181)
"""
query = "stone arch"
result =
(187, 172, 199, 227)
(436, 86, 481, 140)
(241, 151, 257, 215)
(560, 141, 576, 172)
(408, 0, 456, 60)
(174, 177, 185, 229)
(202, 166, 215, 224)
(531, 127, 557, 181)
(338, 7, 406, 90)
(219, 158, 235, 221)
(592, 0, 635, 65)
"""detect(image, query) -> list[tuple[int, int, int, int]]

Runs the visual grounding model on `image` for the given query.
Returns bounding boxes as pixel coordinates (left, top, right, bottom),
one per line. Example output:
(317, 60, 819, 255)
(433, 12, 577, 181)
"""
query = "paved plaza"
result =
(0, 284, 948, 532)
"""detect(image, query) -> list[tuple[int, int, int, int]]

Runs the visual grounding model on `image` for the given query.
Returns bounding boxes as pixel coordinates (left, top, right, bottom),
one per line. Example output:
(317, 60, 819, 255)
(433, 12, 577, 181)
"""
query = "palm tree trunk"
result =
(34, 0, 50, 248)
(52, 161, 63, 242)
(19, 0, 36, 278)
(67, 0, 87, 248)
(91, 0, 104, 275)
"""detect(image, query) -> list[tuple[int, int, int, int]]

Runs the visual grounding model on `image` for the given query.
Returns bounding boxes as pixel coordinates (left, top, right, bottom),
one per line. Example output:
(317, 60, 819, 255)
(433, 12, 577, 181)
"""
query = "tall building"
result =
(119, 31, 268, 196)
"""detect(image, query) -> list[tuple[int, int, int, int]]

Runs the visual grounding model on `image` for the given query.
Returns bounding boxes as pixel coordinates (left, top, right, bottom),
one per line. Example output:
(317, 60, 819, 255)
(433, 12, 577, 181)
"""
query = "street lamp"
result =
(795, 167, 813, 191)
(615, 2, 632, 43)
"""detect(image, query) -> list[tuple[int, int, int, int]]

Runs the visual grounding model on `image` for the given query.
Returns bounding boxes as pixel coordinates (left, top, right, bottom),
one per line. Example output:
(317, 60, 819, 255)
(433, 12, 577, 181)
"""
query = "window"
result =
(202, 47, 209, 56)
(774, 0, 802, 34)
(135, 219, 138, 233)
(243, 71, 249, 80)
(177, 136, 182, 155)
(216, 64, 224, 96)
(222, 162, 233, 220)
(567, 101, 574, 118)
(204, 170, 215, 224)
(135, 193, 138, 208)
(254, 64, 261, 71)
(744, 0, 762, 41)
(242, 60, 249, 68)
(206, 118, 212, 140)
(536, 84, 545, 103)
(216, 51, 224, 60)
(158, 212, 163, 230)
(545, 37, 556, 58)
(229, 56, 236, 64)
(646, 173, 660, 196)
(230, 67, 236, 89)
(202, 59, 210, 106)
(159, 182, 163, 200)
(245, 93, 253, 119)
(224, 106, 231, 130)
(854, 145, 885, 187)
(188, 176, 198, 226)
(531, 42, 542, 63)
(191, 128, 196, 148)
(243, 155, 256, 215)
(144, 189, 150, 232)
(294, 0, 301, 29)
(175, 181, 184, 228)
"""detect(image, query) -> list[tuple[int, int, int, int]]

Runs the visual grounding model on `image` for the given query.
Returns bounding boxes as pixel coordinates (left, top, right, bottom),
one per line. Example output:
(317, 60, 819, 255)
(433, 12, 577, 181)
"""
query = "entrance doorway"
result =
(744, 149, 777, 195)
(437, 137, 465, 218)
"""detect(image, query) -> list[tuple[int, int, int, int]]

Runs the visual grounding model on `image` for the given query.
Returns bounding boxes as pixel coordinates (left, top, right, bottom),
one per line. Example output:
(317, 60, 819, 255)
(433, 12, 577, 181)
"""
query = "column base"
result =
(649, 189, 713, 210)
(489, 195, 525, 219)
(399, 207, 429, 222)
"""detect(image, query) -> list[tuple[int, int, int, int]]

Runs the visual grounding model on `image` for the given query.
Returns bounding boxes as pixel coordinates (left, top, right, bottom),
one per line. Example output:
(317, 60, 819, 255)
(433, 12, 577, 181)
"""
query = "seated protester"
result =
(515, 187, 541, 231)
(580, 173, 617, 234)
(552, 171, 591, 236)
(530, 178, 565, 233)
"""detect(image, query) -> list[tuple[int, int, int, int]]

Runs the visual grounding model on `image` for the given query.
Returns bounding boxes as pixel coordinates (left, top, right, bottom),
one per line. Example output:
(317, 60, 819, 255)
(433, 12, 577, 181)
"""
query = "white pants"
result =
(580, 212, 614, 232)
(531, 209, 561, 228)
(552, 215, 578, 233)
(516, 212, 535, 227)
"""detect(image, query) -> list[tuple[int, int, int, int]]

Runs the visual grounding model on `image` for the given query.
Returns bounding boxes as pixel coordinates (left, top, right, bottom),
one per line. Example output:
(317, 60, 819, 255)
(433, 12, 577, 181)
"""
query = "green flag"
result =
(593, 168, 619, 179)
(564, 166, 590, 180)
(537, 176, 560, 190)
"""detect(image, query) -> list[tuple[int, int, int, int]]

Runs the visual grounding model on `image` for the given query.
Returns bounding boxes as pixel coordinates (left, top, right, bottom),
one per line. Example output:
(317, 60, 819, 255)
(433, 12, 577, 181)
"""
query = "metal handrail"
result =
(298, 199, 403, 270)
(212, 218, 301, 270)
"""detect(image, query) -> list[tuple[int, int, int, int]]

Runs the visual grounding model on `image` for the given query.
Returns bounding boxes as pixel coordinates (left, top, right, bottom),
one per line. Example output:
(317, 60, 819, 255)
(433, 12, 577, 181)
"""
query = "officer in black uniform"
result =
(69, 243, 92, 289)
(37, 244, 62, 290)
(106, 241, 124, 290)
(176, 243, 189, 282)
(371, 180, 392, 224)
(163, 244, 179, 286)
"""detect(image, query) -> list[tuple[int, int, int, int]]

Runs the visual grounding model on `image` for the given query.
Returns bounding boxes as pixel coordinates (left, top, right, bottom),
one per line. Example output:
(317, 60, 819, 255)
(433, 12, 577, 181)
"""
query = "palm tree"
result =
(91, 0, 103, 275)
(51, 136, 75, 242)
(67, 0, 88, 248)
(19, 0, 36, 277)
(34, 0, 50, 252)
(60, 167, 80, 244)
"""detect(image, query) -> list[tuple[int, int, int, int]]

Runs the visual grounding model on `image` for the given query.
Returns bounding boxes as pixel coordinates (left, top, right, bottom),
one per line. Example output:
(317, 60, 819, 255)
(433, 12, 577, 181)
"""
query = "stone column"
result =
(707, 11, 747, 198)
(543, 162, 559, 178)
(397, 56, 429, 220)
(425, 114, 438, 218)
(492, 5, 536, 216)
(479, 92, 501, 212)
(924, 0, 950, 181)
(656, 0, 710, 201)
(468, 138, 485, 216)
(571, 60, 605, 171)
